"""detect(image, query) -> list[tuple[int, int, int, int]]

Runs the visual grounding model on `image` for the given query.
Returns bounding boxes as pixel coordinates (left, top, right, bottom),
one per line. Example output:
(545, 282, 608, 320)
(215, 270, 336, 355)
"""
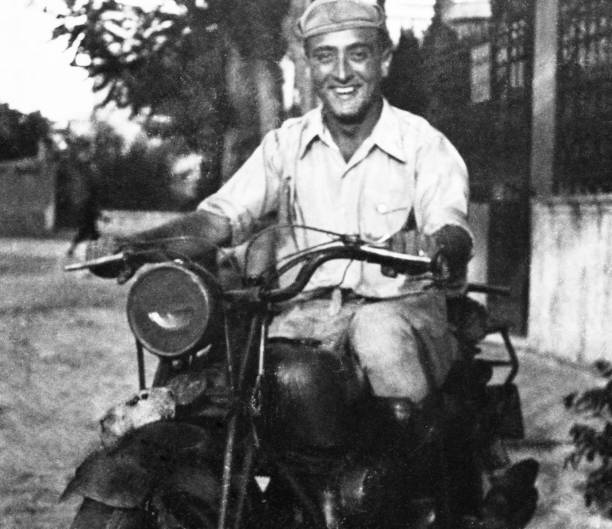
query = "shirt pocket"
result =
(360, 189, 413, 245)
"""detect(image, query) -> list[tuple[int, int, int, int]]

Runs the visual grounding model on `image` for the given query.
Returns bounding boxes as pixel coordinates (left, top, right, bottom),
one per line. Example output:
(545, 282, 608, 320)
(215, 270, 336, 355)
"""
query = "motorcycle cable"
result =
(242, 223, 349, 281)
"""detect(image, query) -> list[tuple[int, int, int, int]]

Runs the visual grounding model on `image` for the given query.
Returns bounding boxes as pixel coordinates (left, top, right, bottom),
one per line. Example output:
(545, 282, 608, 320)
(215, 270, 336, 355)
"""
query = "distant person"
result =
(66, 185, 101, 258)
(66, 142, 102, 258)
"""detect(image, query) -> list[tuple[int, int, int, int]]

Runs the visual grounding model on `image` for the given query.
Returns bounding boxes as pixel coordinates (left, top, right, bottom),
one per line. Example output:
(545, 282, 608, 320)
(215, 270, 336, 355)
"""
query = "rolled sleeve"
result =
(197, 130, 282, 246)
(414, 132, 472, 240)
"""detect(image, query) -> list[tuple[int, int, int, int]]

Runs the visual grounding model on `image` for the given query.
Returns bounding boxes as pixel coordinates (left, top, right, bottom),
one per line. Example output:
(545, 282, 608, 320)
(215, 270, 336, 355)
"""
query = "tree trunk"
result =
(219, 0, 289, 182)
(284, 0, 317, 113)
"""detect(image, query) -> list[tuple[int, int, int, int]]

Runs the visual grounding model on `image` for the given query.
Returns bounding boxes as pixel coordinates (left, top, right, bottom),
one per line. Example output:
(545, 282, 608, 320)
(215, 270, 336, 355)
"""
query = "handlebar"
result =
(225, 240, 432, 304)
(65, 236, 510, 304)
(264, 241, 431, 302)
(466, 282, 511, 297)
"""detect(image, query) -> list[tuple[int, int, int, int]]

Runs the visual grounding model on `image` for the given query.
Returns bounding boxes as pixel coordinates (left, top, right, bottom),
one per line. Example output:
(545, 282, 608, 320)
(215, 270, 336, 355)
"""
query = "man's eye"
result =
(350, 50, 369, 61)
(314, 51, 334, 63)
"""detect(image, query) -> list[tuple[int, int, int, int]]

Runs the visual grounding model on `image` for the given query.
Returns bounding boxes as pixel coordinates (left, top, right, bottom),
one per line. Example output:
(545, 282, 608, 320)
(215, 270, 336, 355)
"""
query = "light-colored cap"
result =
(296, 0, 387, 40)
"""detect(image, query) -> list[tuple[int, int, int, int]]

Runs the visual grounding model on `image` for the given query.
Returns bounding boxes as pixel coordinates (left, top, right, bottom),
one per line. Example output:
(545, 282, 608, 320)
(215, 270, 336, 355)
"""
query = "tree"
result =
(0, 104, 50, 161)
(565, 361, 612, 517)
(52, 0, 291, 194)
(382, 29, 428, 117)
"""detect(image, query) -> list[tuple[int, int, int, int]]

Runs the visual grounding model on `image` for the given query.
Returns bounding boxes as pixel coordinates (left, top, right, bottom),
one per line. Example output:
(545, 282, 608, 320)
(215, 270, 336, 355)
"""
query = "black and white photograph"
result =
(1, 0, 611, 528)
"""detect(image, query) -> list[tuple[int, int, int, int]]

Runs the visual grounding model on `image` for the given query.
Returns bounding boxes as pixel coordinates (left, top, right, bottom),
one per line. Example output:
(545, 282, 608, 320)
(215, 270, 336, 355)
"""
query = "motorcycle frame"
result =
(214, 303, 334, 529)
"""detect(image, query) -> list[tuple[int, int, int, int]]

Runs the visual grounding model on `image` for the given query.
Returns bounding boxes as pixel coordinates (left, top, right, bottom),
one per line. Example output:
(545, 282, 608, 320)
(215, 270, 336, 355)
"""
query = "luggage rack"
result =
(466, 282, 518, 385)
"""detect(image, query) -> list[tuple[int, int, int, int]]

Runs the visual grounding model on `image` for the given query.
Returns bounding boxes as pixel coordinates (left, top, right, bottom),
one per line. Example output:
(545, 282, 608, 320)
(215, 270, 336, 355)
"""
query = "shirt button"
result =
(376, 203, 388, 214)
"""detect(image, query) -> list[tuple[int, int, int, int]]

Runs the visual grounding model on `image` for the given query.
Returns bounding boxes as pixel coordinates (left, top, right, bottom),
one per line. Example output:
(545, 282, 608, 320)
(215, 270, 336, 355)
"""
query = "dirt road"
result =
(0, 237, 610, 528)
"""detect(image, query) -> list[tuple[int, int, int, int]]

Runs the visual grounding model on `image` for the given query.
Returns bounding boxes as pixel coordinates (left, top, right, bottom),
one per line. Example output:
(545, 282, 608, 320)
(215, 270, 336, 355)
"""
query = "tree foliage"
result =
(56, 121, 192, 228)
(54, 1, 224, 151)
(382, 29, 428, 117)
(53, 0, 289, 184)
(565, 361, 612, 517)
(0, 104, 51, 161)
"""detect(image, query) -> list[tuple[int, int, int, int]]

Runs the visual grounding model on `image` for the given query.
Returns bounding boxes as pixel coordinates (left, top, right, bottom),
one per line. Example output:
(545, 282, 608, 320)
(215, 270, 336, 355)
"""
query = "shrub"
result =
(565, 360, 612, 516)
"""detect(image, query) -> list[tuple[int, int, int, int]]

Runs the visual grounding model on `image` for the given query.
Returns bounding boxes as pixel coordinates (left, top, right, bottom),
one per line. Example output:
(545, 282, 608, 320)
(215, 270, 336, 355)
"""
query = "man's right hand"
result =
(85, 235, 122, 262)
(85, 236, 133, 281)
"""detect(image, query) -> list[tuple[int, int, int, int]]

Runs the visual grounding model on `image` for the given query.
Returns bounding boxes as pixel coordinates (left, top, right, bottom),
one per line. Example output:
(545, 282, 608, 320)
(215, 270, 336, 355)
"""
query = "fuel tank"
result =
(265, 339, 368, 450)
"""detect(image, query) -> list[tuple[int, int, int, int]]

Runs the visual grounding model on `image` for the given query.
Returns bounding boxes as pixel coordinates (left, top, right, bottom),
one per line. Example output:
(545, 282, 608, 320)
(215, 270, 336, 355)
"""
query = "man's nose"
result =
(333, 55, 353, 82)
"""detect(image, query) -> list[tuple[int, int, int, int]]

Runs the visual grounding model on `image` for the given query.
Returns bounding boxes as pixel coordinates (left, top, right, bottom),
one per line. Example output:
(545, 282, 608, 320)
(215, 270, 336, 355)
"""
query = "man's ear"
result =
(381, 47, 392, 78)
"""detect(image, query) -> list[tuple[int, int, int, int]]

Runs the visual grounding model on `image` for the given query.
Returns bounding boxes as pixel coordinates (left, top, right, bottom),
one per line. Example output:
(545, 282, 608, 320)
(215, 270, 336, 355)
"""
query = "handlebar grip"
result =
(64, 252, 126, 272)
(466, 282, 511, 297)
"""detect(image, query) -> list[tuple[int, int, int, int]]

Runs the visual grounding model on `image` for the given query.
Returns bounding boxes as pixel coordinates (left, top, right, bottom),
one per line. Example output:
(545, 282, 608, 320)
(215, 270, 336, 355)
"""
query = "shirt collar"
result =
(298, 99, 406, 163)
(299, 107, 326, 158)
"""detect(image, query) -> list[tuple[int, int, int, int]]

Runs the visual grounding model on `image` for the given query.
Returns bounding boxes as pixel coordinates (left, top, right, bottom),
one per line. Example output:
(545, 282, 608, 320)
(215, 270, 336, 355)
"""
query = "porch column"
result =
(530, 0, 559, 197)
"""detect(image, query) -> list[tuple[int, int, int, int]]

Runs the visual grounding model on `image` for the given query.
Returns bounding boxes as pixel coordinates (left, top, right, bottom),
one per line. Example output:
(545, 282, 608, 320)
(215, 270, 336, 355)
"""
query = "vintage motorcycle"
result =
(62, 228, 538, 529)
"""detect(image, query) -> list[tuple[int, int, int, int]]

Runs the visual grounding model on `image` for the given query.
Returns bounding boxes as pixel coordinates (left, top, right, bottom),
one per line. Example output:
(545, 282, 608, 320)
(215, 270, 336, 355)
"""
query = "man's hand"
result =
(430, 225, 473, 289)
(431, 250, 452, 283)
(85, 236, 134, 282)
(85, 235, 122, 262)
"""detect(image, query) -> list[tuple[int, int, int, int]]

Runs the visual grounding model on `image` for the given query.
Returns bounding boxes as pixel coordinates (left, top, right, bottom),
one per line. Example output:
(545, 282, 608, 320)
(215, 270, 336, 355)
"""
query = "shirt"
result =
(198, 99, 471, 298)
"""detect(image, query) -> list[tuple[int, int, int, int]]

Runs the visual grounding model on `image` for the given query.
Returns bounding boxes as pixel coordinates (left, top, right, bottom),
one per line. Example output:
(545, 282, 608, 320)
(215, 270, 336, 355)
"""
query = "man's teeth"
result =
(335, 87, 356, 95)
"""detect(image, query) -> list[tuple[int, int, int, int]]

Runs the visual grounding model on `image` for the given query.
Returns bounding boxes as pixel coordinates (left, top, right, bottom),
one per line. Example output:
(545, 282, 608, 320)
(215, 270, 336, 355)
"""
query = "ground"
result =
(0, 237, 611, 529)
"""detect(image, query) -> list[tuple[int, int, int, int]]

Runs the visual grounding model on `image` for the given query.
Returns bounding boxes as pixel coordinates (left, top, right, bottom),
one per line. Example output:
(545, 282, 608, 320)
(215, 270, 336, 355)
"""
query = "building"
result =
(421, 0, 612, 363)
(0, 141, 56, 236)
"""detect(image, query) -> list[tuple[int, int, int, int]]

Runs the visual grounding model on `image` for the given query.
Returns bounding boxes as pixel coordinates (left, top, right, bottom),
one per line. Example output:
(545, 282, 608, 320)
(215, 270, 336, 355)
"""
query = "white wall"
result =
(529, 196, 612, 363)
(0, 149, 56, 236)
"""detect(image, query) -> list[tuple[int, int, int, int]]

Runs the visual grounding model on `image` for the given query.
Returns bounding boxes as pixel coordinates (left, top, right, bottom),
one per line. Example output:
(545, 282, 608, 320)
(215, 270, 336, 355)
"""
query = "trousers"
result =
(268, 289, 459, 402)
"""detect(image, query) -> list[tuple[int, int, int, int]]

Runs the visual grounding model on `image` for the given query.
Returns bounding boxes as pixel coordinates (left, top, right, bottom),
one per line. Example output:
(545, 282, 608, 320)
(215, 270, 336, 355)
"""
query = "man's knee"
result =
(348, 303, 425, 396)
(349, 302, 418, 356)
(347, 300, 454, 401)
(349, 302, 404, 344)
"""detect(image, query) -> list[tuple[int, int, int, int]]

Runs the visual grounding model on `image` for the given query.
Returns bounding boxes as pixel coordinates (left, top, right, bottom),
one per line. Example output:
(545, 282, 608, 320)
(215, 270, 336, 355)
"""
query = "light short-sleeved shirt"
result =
(199, 99, 471, 298)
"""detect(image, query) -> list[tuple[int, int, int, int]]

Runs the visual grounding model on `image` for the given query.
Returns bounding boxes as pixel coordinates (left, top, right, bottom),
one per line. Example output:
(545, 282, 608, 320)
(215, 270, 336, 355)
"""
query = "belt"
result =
(271, 286, 371, 313)
(311, 286, 385, 304)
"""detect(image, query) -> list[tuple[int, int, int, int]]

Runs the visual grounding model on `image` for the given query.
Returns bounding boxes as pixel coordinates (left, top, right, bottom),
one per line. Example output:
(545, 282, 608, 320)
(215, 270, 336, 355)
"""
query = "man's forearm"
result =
(125, 210, 232, 248)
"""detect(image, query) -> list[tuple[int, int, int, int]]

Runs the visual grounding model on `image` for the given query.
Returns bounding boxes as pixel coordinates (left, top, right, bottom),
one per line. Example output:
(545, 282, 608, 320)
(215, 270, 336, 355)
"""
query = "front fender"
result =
(61, 421, 217, 509)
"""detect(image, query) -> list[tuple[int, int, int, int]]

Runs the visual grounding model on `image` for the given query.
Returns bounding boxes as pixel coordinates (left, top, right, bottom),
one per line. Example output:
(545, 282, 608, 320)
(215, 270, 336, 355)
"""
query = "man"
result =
(65, 140, 102, 258)
(90, 0, 472, 429)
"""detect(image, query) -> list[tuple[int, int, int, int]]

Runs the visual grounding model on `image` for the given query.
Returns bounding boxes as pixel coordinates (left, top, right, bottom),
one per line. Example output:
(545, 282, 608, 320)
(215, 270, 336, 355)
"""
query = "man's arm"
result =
(86, 129, 284, 277)
(84, 210, 231, 280)
(414, 131, 473, 285)
(124, 210, 232, 248)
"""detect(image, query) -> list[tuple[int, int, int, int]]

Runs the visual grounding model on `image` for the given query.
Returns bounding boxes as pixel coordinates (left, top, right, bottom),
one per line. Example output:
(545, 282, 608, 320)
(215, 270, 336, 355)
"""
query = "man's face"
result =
(306, 27, 391, 124)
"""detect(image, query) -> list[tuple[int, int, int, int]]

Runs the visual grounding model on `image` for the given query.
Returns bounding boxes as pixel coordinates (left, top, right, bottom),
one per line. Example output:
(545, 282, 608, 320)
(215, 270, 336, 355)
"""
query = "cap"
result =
(296, 0, 387, 40)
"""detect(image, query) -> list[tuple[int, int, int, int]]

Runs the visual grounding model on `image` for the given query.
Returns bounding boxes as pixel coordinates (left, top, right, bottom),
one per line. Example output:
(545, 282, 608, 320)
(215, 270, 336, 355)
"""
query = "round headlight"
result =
(127, 263, 220, 357)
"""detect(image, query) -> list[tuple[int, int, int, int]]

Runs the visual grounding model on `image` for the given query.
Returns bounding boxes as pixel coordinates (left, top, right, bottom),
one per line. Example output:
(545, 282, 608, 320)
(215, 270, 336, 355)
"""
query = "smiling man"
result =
(302, 2, 392, 159)
(90, 0, 473, 430)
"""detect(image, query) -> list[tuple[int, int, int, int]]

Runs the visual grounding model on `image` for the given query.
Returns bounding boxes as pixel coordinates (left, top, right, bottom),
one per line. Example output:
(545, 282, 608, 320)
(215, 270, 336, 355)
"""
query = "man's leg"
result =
(268, 291, 458, 401)
(349, 291, 462, 524)
(348, 290, 457, 403)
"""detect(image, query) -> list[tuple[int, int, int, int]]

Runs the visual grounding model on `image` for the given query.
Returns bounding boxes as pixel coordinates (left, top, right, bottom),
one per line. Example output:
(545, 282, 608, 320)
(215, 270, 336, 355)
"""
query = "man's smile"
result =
(329, 85, 360, 98)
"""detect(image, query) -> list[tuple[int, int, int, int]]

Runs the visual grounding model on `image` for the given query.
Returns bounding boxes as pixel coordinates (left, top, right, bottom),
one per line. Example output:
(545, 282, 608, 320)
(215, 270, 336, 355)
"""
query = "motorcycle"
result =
(62, 227, 538, 529)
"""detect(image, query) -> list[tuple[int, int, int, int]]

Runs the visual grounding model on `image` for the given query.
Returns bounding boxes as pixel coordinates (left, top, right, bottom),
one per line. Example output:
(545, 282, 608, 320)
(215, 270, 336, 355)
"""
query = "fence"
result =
(555, 0, 612, 194)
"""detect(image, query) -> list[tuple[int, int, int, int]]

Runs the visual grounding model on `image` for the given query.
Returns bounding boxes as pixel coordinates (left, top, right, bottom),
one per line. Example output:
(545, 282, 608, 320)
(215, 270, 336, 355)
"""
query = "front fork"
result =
(217, 312, 266, 529)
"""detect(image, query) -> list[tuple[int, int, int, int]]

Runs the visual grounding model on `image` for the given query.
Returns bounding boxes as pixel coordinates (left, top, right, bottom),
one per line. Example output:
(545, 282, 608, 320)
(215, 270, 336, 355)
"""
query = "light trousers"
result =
(268, 289, 459, 402)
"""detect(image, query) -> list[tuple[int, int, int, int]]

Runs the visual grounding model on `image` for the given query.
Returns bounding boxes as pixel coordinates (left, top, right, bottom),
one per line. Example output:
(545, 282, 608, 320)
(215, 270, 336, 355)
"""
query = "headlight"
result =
(127, 263, 220, 358)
